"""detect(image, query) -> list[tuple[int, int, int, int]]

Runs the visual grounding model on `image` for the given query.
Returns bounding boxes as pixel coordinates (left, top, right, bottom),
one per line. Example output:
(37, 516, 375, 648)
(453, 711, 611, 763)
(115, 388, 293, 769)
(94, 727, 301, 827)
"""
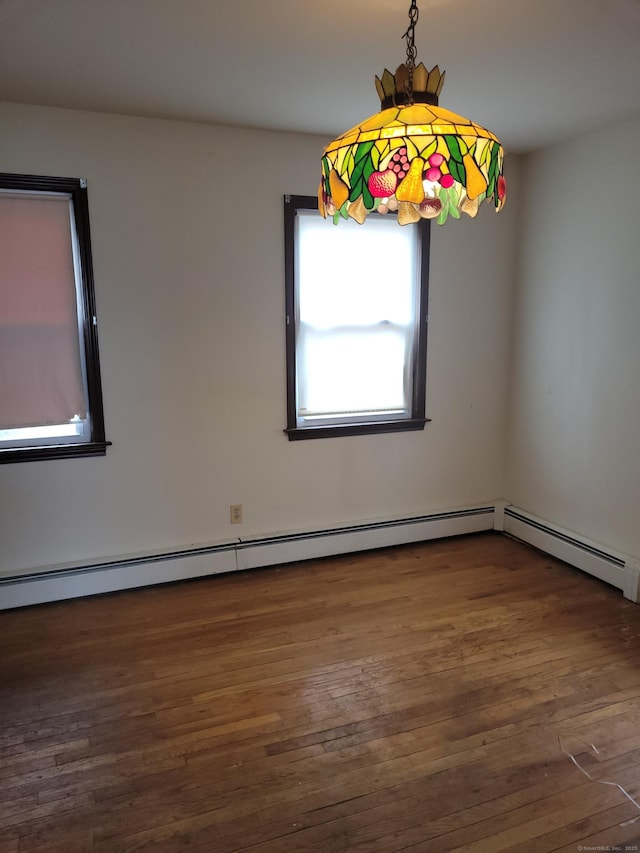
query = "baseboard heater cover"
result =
(236, 507, 495, 570)
(504, 506, 640, 603)
(0, 506, 495, 610)
(0, 544, 239, 611)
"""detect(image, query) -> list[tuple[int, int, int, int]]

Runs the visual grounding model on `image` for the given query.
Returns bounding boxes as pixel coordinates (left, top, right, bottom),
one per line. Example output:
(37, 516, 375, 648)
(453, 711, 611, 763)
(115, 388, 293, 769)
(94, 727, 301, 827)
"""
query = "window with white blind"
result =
(0, 173, 108, 463)
(284, 195, 430, 439)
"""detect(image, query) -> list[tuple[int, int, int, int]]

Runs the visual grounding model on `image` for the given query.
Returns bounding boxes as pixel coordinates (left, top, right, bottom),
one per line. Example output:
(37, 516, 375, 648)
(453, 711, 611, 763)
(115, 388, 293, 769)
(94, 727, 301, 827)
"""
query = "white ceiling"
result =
(1, 0, 639, 154)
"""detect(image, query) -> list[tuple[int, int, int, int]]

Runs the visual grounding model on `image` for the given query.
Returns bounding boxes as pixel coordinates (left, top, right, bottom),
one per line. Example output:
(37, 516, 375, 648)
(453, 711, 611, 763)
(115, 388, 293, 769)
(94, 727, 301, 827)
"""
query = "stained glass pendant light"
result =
(319, 0, 506, 225)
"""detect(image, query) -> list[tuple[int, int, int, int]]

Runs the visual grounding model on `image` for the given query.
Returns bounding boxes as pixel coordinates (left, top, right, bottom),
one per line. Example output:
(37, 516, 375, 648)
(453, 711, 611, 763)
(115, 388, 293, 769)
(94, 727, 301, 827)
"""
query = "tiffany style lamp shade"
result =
(318, 3, 506, 226)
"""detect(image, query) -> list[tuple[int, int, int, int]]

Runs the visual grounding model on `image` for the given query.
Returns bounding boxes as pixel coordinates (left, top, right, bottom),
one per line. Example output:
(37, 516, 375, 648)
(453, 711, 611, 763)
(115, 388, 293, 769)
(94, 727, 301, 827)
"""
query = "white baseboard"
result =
(504, 505, 640, 603)
(0, 505, 496, 610)
(0, 545, 239, 611)
(237, 506, 496, 571)
(4, 505, 637, 610)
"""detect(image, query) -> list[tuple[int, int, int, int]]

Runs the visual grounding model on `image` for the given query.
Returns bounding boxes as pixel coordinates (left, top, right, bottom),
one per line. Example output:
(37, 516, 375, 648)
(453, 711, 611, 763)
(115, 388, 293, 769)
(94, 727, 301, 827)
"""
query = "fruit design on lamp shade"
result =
(319, 63, 506, 225)
(368, 168, 398, 198)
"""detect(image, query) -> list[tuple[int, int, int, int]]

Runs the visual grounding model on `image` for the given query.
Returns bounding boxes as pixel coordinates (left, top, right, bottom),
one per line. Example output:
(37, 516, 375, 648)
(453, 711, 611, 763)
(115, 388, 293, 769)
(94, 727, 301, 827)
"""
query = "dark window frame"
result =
(0, 172, 109, 464)
(283, 194, 431, 441)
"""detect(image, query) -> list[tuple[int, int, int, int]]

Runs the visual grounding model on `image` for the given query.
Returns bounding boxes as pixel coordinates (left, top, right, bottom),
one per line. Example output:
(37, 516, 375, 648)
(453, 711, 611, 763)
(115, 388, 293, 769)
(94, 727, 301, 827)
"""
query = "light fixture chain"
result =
(402, 0, 419, 72)
(401, 0, 419, 103)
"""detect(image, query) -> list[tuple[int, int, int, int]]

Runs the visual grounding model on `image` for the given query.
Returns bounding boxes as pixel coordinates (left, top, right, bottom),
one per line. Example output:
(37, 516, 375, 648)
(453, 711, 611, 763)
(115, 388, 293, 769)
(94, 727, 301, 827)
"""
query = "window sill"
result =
(0, 441, 111, 464)
(284, 418, 429, 441)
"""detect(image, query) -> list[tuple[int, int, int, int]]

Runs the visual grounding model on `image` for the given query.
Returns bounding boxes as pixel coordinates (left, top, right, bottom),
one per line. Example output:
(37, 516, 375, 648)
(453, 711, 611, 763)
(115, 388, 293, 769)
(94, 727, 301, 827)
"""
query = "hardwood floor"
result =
(2, 532, 640, 852)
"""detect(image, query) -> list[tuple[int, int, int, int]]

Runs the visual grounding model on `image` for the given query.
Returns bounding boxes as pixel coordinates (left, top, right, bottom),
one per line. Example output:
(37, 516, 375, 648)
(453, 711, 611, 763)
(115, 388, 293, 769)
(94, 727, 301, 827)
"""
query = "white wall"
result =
(507, 117, 640, 560)
(0, 102, 518, 576)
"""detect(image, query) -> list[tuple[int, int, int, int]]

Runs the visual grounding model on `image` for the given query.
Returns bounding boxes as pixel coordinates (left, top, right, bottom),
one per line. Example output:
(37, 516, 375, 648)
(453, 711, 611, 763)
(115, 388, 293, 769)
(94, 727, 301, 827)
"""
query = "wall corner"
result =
(493, 500, 508, 532)
(623, 559, 640, 603)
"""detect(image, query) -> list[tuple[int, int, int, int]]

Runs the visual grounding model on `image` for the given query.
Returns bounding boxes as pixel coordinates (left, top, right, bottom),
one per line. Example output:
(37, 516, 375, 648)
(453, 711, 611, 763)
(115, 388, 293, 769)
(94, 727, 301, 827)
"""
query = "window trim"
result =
(0, 172, 109, 464)
(283, 194, 431, 441)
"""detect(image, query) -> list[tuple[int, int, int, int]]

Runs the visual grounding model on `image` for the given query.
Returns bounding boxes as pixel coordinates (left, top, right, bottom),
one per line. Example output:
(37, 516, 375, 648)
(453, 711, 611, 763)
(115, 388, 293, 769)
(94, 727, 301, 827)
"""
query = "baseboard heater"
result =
(503, 505, 640, 603)
(0, 505, 495, 610)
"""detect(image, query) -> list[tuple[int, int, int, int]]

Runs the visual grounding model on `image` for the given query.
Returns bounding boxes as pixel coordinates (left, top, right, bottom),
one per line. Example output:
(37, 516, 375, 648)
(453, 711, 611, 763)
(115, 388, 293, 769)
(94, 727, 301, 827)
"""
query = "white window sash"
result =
(0, 190, 89, 437)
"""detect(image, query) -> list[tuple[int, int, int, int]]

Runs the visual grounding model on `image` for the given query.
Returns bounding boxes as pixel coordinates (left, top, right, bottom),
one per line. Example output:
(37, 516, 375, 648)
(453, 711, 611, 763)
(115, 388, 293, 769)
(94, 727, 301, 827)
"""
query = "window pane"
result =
(297, 210, 416, 328)
(298, 325, 408, 417)
(0, 420, 83, 448)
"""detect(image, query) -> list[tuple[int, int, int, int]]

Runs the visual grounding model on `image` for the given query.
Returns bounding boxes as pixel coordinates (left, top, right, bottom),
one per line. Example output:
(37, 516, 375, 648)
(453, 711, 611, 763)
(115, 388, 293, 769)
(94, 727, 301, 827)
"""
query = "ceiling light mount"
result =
(319, 0, 506, 225)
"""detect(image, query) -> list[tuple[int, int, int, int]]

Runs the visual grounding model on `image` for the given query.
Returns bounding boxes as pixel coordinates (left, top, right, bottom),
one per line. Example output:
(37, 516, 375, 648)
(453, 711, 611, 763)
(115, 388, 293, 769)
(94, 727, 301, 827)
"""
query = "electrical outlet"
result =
(230, 504, 243, 524)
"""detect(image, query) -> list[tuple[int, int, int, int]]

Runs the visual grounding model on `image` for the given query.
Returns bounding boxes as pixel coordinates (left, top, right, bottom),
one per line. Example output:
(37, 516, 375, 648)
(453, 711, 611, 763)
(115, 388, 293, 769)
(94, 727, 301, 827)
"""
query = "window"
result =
(0, 173, 108, 463)
(284, 194, 430, 440)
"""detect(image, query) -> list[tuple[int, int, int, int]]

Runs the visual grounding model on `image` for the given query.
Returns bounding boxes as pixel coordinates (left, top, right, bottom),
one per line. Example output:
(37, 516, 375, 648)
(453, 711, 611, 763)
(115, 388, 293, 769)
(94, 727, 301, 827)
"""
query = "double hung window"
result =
(284, 195, 430, 439)
(0, 173, 108, 462)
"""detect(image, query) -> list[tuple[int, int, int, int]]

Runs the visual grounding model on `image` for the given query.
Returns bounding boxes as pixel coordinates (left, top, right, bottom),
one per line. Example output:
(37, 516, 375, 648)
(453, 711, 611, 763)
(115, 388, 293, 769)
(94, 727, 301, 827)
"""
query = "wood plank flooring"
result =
(2, 531, 640, 851)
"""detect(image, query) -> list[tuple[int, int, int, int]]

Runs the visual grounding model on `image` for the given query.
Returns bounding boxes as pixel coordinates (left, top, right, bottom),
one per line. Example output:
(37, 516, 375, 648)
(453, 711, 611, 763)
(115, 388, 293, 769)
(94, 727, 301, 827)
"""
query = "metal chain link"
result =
(402, 0, 419, 72)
